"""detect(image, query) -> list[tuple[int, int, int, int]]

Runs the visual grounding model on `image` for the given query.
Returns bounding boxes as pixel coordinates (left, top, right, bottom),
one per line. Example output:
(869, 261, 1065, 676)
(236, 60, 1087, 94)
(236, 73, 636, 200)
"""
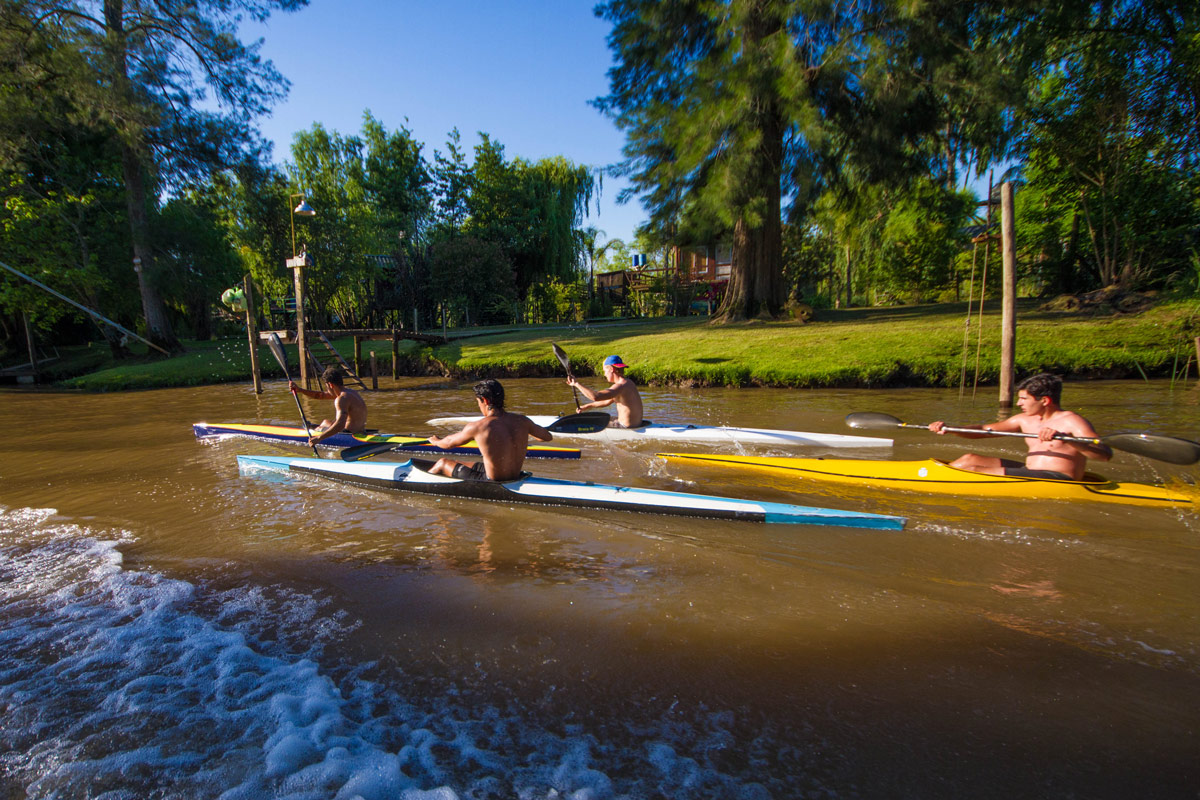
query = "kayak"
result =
(656, 453, 1197, 508)
(193, 422, 581, 459)
(425, 415, 892, 449)
(236, 454, 907, 530)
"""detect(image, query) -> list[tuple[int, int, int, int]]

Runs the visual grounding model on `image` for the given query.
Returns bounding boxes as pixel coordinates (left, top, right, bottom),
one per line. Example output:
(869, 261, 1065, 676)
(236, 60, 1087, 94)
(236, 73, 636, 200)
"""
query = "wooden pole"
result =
(288, 255, 309, 388)
(354, 335, 362, 377)
(392, 329, 399, 379)
(370, 350, 378, 390)
(243, 274, 262, 393)
(999, 182, 1018, 407)
(22, 312, 39, 382)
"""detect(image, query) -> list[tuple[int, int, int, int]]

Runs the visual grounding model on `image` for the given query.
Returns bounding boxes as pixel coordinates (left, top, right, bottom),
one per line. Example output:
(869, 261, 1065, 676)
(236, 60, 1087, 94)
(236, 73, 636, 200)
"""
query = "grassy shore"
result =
(21, 296, 1200, 392)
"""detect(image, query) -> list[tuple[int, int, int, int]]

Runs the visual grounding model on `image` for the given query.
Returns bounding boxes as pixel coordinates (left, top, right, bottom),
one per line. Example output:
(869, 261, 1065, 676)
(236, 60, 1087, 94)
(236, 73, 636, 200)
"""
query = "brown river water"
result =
(2, 377, 1199, 798)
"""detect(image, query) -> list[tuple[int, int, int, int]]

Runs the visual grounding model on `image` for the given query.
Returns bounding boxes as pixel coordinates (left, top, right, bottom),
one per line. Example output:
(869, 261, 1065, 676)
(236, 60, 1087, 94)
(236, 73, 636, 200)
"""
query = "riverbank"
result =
(25, 296, 1200, 392)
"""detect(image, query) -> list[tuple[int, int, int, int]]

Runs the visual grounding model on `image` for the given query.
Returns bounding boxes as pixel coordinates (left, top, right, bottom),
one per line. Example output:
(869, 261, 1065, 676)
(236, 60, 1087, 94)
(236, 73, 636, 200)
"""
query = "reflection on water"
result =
(1, 378, 1199, 797)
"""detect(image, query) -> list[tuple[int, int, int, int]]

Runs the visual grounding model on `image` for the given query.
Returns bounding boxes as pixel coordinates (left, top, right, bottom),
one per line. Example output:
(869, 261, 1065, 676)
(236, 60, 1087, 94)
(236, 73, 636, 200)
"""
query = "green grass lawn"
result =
(29, 297, 1200, 391)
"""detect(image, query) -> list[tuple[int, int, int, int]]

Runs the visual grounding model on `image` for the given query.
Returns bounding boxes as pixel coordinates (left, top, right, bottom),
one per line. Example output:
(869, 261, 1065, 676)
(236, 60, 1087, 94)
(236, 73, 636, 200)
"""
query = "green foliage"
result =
(465, 136, 596, 296)
(1016, 4, 1200, 290)
(427, 234, 516, 326)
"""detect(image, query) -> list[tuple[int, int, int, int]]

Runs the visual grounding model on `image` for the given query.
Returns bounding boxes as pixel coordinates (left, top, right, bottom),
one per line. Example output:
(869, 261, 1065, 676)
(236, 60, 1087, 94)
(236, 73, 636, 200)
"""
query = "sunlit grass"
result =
(40, 297, 1200, 391)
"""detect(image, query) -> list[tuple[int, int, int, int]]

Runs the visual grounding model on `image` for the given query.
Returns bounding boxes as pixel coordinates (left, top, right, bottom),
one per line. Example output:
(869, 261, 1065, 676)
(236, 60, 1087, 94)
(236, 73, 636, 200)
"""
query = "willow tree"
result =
(465, 136, 596, 298)
(26, 0, 306, 352)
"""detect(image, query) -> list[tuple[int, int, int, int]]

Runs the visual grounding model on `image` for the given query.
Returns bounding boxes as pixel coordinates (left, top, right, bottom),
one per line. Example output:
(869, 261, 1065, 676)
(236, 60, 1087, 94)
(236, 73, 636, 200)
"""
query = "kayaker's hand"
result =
(288, 380, 299, 395)
(428, 434, 441, 445)
(1038, 426, 1059, 441)
(307, 435, 318, 446)
(930, 421, 946, 434)
(566, 377, 578, 388)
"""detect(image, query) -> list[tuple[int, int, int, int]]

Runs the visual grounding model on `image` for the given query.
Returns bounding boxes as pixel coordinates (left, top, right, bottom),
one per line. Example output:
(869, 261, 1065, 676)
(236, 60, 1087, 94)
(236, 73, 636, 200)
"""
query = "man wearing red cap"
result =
(568, 354, 644, 428)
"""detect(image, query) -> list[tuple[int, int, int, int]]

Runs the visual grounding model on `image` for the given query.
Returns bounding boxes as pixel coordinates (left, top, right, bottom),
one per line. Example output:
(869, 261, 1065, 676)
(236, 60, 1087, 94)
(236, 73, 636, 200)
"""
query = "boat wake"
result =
(0, 506, 785, 799)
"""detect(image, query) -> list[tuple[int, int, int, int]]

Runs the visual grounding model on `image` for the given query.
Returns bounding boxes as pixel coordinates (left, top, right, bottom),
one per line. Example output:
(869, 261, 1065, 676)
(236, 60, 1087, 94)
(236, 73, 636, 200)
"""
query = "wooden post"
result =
(370, 350, 378, 390)
(287, 253, 311, 387)
(243, 274, 262, 393)
(391, 331, 400, 381)
(354, 335, 362, 377)
(999, 182, 1018, 407)
(22, 312, 38, 382)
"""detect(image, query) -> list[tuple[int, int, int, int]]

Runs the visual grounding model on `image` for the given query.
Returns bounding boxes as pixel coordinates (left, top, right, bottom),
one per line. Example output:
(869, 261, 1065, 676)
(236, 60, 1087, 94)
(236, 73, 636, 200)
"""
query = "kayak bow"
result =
(237, 454, 907, 530)
(657, 453, 1197, 509)
(194, 422, 581, 459)
(426, 415, 892, 449)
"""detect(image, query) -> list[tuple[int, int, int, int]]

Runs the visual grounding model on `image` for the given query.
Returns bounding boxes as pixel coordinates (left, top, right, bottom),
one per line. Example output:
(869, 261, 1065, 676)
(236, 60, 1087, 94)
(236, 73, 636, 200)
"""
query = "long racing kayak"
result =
(426, 414, 892, 449)
(657, 453, 1197, 508)
(237, 454, 906, 529)
(194, 422, 581, 459)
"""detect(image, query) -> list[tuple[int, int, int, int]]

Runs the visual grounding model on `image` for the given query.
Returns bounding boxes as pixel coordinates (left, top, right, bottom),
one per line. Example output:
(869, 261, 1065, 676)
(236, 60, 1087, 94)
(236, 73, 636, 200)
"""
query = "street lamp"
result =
(289, 193, 316, 257)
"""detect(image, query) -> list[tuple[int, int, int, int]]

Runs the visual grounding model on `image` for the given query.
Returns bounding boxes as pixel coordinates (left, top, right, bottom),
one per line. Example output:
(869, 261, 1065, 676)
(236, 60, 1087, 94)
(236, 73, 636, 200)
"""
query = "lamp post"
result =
(286, 194, 316, 386)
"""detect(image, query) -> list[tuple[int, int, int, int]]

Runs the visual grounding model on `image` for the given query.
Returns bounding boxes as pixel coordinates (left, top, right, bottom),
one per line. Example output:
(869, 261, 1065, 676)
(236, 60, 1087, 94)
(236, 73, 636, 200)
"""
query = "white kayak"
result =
(425, 414, 892, 448)
(237, 454, 906, 529)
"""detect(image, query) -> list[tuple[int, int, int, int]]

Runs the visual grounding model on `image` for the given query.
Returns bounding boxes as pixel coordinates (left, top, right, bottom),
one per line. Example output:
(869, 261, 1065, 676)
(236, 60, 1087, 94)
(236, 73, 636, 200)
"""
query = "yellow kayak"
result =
(656, 453, 1197, 508)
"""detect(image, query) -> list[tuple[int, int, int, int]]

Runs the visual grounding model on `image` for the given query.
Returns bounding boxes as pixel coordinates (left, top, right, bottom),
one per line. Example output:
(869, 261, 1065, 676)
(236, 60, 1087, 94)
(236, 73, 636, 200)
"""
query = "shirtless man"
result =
(567, 354, 645, 428)
(929, 373, 1111, 481)
(427, 379, 554, 482)
(289, 366, 367, 446)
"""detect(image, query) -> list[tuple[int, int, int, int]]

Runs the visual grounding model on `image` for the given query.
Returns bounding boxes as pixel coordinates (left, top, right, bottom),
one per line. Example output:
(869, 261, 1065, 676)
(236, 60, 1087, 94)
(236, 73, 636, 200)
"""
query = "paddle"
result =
(339, 411, 614, 462)
(552, 342, 581, 411)
(266, 332, 319, 457)
(845, 411, 1200, 465)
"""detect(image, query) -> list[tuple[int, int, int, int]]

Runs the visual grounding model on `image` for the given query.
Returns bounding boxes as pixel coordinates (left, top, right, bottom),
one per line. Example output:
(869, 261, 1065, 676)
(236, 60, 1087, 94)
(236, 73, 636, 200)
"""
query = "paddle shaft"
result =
(845, 411, 1200, 465)
(340, 412, 611, 462)
(908, 421, 1105, 447)
(267, 333, 319, 457)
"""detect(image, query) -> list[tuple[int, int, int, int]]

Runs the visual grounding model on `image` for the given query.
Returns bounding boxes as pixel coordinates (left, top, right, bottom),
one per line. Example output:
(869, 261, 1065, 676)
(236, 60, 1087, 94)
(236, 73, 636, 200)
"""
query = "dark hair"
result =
(1017, 372, 1062, 405)
(322, 366, 345, 388)
(474, 378, 504, 410)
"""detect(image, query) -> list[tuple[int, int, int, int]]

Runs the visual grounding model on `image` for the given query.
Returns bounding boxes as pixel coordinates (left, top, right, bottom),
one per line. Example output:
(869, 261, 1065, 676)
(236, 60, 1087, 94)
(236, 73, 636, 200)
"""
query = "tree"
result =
(25, 0, 307, 351)
(288, 114, 433, 327)
(596, 0, 802, 321)
(1014, 1, 1200, 289)
(464, 135, 596, 297)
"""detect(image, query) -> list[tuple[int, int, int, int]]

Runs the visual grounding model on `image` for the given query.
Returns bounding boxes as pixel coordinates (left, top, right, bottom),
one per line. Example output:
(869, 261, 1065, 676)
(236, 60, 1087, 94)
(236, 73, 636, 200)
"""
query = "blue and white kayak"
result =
(426, 414, 892, 449)
(194, 422, 581, 459)
(237, 455, 906, 530)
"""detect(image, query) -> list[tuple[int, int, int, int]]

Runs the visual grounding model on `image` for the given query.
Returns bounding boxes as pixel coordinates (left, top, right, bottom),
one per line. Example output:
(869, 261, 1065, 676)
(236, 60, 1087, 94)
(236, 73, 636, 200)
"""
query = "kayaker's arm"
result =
(429, 420, 482, 450)
(929, 421, 1002, 439)
(289, 380, 332, 400)
(527, 419, 553, 442)
(1041, 418, 1114, 462)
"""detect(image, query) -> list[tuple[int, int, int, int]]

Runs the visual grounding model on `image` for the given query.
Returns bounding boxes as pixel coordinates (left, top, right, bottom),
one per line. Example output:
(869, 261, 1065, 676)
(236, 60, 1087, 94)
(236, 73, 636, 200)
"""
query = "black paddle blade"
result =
(844, 412, 904, 430)
(1105, 432, 1200, 465)
(266, 332, 291, 379)
(551, 342, 573, 377)
(341, 438, 432, 462)
(548, 411, 611, 433)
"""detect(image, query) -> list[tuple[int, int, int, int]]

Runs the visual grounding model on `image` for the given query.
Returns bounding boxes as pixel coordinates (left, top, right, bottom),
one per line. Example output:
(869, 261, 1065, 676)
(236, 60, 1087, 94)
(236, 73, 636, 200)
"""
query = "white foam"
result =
(0, 506, 802, 798)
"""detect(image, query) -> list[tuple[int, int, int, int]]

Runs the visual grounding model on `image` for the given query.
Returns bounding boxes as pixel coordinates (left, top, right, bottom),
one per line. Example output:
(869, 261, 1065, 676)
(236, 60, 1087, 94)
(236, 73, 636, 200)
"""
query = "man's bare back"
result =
(428, 379, 552, 481)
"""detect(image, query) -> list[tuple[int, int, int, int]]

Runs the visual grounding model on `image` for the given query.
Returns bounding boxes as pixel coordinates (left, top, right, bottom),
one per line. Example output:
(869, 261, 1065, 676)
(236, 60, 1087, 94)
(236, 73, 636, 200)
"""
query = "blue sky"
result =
(243, 0, 642, 246)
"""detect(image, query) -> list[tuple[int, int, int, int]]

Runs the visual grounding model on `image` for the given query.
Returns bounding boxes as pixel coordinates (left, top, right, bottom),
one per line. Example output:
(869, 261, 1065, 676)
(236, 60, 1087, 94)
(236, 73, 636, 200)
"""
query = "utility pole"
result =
(999, 182, 1017, 407)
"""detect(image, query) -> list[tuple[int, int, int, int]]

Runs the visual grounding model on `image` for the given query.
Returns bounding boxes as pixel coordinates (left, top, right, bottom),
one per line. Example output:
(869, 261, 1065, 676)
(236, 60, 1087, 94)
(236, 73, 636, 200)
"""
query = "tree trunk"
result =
(714, 118, 785, 322)
(106, 0, 181, 354)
